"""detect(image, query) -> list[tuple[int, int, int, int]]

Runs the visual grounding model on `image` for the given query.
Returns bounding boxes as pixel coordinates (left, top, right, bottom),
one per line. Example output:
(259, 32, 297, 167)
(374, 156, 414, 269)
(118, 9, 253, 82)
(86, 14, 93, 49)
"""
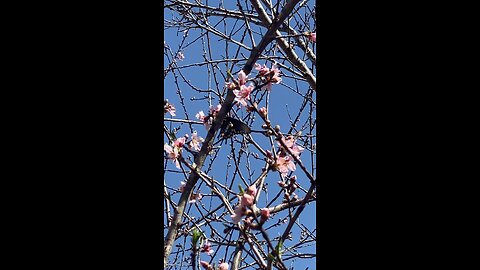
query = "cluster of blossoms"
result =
(163, 136, 186, 169)
(272, 153, 296, 177)
(199, 239, 229, 269)
(196, 104, 222, 129)
(188, 131, 204, 151)
(201, 239, 214, 255)
(231, 70, 254, 108)
(230, 185, 257, 223)
(164, 99, 176, 116)
(243, 207, 271, 228)
(200, 261, 229, 270)
(279, 135, 305, 158)
(254, 63, 282, 91)
(268, 136, 305, 177)
(227, 63, 282, 108)
(230, 185, 270, 225)
(164, 132, 205, 169)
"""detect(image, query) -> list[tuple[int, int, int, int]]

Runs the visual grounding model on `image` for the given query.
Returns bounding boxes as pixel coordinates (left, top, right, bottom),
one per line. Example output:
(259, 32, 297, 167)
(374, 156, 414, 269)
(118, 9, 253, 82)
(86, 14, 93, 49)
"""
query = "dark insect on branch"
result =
(219, 117, 251, 138)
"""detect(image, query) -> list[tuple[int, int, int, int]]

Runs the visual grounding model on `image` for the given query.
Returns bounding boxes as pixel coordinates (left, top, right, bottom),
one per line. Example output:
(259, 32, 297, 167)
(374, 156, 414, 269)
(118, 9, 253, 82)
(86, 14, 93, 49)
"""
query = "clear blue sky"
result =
(164, 1, 316, 268)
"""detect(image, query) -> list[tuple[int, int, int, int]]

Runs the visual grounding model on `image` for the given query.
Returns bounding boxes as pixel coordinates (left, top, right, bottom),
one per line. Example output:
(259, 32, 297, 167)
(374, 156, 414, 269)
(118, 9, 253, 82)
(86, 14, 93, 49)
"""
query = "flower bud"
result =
(259, 107, 267, 118)
(200, 261, 210, 269)
(219, 262, 229, 270)
(260, 208, 270, 223)
(241, 194, 254, 207)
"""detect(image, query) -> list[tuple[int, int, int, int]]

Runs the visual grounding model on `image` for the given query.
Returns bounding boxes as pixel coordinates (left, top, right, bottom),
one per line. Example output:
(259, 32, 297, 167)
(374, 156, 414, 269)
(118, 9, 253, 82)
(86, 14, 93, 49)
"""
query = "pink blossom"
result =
(247, 185, 257, 197)
(254, 63, 270, 76)
(196, 111, 211, 129)
(263, 64, 282, 91)
(200, 261, 210, 269)
(233, 83, 254, 107)
(189, 192, 203, 203)
(176, 52, 185, 60)
(179, 181, 186, 192)
(209, 104, 222, 117)
(196, 111, 206, 121)
(271, 65, 281, 81)
(188, 131, 204, 151)
(164, 100, 176, 116)
(164, 143, 181, 169)
(174, 137, 186, 148)
(241, 193, 254, 208)
(260, 208, 270, 222)
(279, 136, 304, 157)
(237, 70, 248, 86)
(226, 81, 236, 90)
(230, 204, 244, 224)
(201, 239, 214, 256)
(218, 262, 229, 270)
(309, 32, 316, 42)
(275, 155, 296, 176)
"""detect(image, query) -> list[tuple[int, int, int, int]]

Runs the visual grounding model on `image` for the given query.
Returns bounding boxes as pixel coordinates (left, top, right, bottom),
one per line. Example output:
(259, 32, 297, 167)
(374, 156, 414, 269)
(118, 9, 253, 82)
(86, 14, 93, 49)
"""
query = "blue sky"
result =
(164, 1, 316, 268)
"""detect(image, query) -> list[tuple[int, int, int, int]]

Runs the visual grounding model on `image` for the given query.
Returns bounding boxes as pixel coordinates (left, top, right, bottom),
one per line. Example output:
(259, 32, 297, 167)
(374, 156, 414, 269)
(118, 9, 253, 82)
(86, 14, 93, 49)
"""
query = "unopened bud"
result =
(259, 107, 267, 118)
(219, 262, 230, 270)
(260, 208, 270, 223)
(200, 261, 210, 269)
